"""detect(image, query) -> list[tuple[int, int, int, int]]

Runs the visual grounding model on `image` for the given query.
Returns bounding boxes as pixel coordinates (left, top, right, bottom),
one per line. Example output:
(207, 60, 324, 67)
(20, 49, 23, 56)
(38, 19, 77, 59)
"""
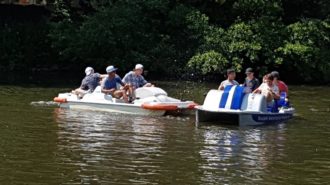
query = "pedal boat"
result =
(195, 85, 295, 126)
(54, 86, 197, 116)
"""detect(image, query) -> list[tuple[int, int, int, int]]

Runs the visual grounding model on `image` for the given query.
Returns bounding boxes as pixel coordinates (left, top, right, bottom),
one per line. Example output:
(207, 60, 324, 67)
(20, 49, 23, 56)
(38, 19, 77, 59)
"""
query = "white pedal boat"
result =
(54, 86, 197, 116)
(195, 85, 295, 126)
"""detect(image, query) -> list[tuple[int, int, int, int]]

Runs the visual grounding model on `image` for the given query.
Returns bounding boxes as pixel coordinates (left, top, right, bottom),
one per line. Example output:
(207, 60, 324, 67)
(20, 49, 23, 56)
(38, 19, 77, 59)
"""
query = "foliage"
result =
(186, 0, 330, 82)
(188, 50, 228, 75)
(0, 22, 53, 71)
(1, 0, 330, 84)
(276, 19, 330, 82)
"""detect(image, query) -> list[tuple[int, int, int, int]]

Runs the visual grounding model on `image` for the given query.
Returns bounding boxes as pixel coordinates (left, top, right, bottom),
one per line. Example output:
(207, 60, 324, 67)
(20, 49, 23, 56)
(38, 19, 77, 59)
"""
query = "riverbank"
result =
(1, 69, 329, 87)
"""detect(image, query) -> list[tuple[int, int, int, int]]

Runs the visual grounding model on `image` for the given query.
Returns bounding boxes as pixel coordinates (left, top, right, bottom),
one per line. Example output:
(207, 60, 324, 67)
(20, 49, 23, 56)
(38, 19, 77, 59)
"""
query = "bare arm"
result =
(99, 74, 107, 79)
(143, 83, 154, 87)
(100, 78, 115, 94)
(270, 89, 280, 99)
(252, 88, 261, 94)
(218, 82, 224, 90)
(101, 88, 116, 94)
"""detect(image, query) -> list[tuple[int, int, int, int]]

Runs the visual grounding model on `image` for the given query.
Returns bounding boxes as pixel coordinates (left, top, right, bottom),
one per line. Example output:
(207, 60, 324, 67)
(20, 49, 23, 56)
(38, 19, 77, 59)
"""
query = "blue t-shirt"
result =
(122, 71, 147, 89)
(101, 75, 124, 90)
(80, 73, 100, 92)
(243, 77, 260, 92)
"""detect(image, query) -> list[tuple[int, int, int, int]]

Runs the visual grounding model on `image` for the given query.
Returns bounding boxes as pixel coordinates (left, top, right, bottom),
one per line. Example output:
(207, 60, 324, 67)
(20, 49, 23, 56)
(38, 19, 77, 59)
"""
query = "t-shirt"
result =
(219, 79, 239, 89)
(101, 75, 124, 90)
(277, 80, 288, 94)
(122, 71, 148, 89)
(80, 73, 100, 92)
(258, 83, 279, 97)
(243, 77, 260, 93)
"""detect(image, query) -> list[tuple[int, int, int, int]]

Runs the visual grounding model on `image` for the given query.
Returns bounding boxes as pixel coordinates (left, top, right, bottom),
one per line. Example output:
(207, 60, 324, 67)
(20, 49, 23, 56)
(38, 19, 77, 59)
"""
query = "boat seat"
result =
(135, 87, 167, 99)
(269, 92, 289, 112)
(278, 92, 288, 107)
(219, 85, 245, 110)
(241, 93, 267, 112)
(93, 86, 102, 94)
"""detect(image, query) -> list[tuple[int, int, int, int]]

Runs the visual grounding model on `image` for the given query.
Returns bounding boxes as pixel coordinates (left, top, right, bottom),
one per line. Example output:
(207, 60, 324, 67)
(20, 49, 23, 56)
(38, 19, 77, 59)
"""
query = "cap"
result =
(85, 67, 94, 76)
(226, 68, 235, 75)
(106, 65, 118, 73)
(135, 64, 144, 70)
(271, 71, 280, 79)
(245, 68, 254, 74)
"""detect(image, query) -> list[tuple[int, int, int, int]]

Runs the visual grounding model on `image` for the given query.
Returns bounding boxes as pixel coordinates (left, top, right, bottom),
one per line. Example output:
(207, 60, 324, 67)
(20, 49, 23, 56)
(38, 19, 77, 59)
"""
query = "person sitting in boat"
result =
(123, 64, 154, 90)
(218, 68, 239, 90)
(101, 65, 130, 103)
(72, 67, 105, 97)
(271, 71, 288, 95)
(253, 73, 280, 104)
(243, 67, 260, 93)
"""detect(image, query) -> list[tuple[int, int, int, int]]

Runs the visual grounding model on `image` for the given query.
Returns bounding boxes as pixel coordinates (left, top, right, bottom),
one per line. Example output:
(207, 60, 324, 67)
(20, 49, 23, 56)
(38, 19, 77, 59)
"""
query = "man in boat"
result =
(123, 63, 153, 89)
(243, 67, 260, 93)
(218, 68, 239, 90)
(72, 67, 105, 97)
(101, 65, 130, 103)
(253, 73, 280, 104)
(271, 71, 288, 95)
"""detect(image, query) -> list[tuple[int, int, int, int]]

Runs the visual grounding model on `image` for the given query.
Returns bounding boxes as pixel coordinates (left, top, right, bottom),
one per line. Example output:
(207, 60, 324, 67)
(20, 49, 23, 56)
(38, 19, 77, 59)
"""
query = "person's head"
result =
(262, 75, 267, 83)
(106, 65, 117, 78)
(134, 64, 144, 75)
(226, 68, 236, 80)
(245, 67, 254, 78)
(271, 71, 280, 81)
(85, 67, 94, 76)
(264, 73, 274, 86)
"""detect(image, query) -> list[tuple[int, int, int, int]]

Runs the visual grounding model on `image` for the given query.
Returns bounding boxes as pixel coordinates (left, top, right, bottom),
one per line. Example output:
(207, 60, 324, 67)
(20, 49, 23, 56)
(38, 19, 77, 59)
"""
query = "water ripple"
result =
(1, 84, 330, 184)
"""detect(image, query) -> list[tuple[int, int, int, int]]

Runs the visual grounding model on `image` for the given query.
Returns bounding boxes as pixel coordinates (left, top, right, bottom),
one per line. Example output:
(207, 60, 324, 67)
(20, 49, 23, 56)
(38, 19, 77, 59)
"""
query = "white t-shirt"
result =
(258, 83, 279, 97)
(219, 79, 239, 89)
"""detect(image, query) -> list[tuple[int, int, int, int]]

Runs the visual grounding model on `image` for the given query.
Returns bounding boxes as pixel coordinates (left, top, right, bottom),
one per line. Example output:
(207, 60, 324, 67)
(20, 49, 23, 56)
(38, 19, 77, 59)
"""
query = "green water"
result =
(0, 82, 329, 184)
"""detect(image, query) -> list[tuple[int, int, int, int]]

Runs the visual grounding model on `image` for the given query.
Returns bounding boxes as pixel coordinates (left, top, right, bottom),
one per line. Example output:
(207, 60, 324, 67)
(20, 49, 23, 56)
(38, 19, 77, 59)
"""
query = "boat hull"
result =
(60, 101, 166, 116)
(196, 108, 294, 126)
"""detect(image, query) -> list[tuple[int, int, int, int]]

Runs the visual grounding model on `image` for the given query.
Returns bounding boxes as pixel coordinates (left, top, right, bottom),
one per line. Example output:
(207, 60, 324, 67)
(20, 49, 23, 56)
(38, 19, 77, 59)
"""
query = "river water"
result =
(0, 82, 329, 184)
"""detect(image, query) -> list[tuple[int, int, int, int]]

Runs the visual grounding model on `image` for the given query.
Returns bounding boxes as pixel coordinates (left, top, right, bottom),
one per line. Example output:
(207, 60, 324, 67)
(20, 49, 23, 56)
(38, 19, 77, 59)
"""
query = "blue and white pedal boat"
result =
(195, 85, 295, 126)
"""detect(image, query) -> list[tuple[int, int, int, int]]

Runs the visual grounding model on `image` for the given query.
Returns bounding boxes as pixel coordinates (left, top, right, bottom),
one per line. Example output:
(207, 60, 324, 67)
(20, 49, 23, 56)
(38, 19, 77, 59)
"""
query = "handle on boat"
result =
(54, 97, 67, 103)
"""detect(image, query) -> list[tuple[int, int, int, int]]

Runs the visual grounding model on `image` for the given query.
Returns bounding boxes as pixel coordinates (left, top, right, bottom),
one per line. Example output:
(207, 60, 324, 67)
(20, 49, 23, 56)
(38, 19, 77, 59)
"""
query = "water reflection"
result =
(198, 124, 287, 183)
(1, 84, 330, 184)
(54, 108, 171, 184)
(53, 107, 290, 184)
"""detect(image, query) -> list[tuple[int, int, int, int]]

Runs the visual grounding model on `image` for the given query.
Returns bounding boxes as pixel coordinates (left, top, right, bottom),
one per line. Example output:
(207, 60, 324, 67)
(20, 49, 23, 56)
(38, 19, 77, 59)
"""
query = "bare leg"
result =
(265, 91, 274, 102)
(72, 88, 88, 98)
(128, 85, 134, 99)
(113, 90, 128, 103)
(121, 90, 129, 103)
